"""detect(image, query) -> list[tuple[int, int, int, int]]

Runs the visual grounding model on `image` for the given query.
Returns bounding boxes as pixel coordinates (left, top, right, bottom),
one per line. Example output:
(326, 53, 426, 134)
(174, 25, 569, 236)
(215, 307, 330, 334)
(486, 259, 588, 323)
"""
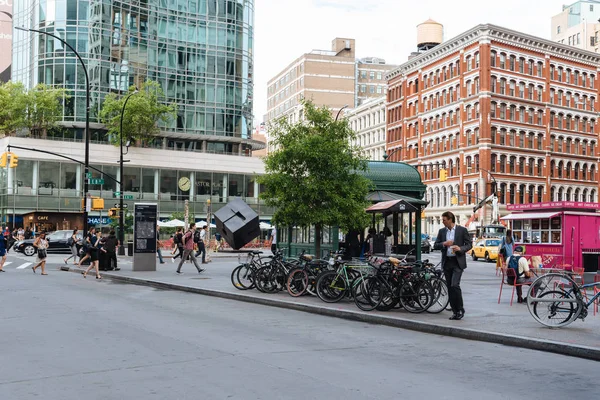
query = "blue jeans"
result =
(157, 248, 164, 263)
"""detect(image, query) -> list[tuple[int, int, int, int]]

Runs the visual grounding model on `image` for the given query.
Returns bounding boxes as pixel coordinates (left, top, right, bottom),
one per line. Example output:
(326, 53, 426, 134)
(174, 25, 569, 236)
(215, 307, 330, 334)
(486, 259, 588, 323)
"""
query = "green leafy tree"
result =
(109, 210, 134, 236)
(258, 100, 372, 256)
(24, 83, 69, 138)
(100, 80, 177, 146)
(0, 82, 28, 136)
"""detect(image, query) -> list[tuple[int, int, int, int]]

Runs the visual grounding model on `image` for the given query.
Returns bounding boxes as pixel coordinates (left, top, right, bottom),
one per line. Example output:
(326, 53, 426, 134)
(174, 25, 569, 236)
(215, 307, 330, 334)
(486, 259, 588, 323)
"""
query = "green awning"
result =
(366, 190, 429, 206)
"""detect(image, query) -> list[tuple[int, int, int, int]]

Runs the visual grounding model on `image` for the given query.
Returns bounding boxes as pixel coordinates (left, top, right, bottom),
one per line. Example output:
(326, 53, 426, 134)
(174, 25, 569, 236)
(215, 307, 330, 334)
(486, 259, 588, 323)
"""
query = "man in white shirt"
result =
(271, 227, 277, 254)
(506, 246, 533, 303)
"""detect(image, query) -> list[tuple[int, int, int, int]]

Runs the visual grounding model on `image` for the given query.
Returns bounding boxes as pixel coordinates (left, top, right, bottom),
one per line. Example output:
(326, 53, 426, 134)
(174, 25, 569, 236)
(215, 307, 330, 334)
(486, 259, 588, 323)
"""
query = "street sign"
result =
(89, 178, 104, 185)
(113, 204, 129, 209)
(86, 172, 92, 179)
(114, 192, 120, 197)
(124, 195, 134, 200)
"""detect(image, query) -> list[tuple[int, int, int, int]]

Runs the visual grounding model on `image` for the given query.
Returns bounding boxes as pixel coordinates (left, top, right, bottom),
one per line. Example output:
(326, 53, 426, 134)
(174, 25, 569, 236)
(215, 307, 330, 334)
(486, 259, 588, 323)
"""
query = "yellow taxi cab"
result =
(470, 238, 501, 262)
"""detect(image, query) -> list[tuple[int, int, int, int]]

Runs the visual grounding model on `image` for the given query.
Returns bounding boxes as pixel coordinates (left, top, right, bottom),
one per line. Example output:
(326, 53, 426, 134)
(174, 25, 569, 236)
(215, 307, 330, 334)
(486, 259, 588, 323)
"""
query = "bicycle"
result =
(230, 250, 274, 290)
(527, 272, 600, 328)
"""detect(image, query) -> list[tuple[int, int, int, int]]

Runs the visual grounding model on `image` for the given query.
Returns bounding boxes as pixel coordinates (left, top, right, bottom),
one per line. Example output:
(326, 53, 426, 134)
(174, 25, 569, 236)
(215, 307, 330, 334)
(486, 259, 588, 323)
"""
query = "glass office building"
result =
(12, 0, 257, 153)
(3, 1, 268, 231)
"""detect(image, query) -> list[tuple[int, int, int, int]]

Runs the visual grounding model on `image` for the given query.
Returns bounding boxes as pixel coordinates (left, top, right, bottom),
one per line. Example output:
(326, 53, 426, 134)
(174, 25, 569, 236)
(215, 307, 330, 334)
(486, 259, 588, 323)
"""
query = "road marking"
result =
(2, 262, 12, 266)
(16, 262, 32, 269)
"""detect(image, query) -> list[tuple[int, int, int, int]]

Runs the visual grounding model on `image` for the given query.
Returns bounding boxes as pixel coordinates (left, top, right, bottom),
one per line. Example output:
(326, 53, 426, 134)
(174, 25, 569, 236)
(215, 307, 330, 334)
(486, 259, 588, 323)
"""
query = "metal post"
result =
(16, 27, 91, 234)
(118, 91, 138, 255)
(184, 200, 189, 231)
(206, 199, 211, 250)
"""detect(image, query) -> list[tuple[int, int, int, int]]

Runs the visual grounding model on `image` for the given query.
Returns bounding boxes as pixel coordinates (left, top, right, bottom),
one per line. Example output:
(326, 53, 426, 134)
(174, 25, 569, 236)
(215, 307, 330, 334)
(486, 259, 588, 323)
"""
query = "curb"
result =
(64, 267, 600, 362)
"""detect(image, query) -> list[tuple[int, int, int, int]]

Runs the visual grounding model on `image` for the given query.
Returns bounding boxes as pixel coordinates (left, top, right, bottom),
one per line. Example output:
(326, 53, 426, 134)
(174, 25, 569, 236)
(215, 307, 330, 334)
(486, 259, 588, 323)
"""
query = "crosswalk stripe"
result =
(16, 262, 32, 269)
(3, 262, 12, 266)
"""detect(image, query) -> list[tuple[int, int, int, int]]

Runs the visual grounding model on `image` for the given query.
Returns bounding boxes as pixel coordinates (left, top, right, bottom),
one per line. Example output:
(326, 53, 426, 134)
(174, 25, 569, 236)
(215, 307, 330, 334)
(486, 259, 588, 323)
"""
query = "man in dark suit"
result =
(434, 211, 473, 320)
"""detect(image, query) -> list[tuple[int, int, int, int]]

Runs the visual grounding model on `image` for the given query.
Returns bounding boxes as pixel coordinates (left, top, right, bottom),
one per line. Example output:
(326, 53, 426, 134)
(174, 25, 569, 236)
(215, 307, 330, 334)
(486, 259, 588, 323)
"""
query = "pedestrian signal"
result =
(439, 168, 448, 182)
(451, 196, 458, 205)
(107, 208, 119, 218)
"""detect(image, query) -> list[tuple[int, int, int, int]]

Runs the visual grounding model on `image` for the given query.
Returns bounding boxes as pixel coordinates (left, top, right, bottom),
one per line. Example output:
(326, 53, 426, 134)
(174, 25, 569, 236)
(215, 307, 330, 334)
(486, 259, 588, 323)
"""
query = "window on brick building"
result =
(528, 60, 533, 75)
(491, 77, 496, 92)
(510, 55, 516, 71)
(550, 65, 555, 80)
(500, 53, 506, 69)
(500, 129, 506, 145)
(490, 102, 496, 118)
(528, 108, 534, 124)
(519, 107, 525, 123)
(528, 84, 534, 100)
(491, 51, 496, 67)
(509, 105, 516, 121)
(500, 104, 506, 119)
(528, 133, 534, 148)
(510, 81, 515, 96)
(519, 58, 525, 73)
(537, 87, 543, 102)
(519, 82, 525, 98)
(538, 110, 543, 125)
(537, 62, 543, 77)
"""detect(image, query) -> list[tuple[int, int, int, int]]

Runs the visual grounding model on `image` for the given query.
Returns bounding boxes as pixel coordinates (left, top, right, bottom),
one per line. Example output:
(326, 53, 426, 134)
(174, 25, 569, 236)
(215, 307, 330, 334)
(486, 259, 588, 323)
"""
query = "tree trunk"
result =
(315, 223, 321, 259)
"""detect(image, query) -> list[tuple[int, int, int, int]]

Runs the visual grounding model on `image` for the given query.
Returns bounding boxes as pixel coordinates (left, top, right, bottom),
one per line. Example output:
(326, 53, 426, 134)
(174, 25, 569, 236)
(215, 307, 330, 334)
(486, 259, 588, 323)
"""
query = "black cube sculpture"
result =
(214, 198, 261, 250)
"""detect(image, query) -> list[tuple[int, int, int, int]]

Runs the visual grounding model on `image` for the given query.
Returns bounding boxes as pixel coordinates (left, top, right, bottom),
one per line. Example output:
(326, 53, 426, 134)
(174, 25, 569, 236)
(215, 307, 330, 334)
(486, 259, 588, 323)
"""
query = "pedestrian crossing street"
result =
(1, 261, 33, 270)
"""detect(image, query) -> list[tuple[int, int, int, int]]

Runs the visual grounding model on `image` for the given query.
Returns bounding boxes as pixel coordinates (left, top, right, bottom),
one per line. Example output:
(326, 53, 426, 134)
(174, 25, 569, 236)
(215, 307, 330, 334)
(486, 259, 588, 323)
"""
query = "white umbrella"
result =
(164, 219, 186, 227)
(198, 220, 216, 228)
(259, 222, 273, 230)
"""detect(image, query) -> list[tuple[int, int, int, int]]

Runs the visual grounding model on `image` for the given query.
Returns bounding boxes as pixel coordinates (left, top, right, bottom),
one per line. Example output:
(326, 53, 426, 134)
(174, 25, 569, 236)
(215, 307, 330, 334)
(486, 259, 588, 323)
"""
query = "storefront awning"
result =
(501, 211, 561, 221)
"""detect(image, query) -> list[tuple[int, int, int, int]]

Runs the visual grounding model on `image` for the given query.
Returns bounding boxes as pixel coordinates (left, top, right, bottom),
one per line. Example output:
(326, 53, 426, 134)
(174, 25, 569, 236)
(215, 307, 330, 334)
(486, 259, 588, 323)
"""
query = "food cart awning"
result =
(501, 211, 561, 221)
(366, 199, 419, 214)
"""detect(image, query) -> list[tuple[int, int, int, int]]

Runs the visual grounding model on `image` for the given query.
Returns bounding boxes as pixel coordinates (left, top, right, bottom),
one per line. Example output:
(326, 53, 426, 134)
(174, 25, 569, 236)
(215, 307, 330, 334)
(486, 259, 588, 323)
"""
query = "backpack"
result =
(193, 230, 201, 243)
(67, 236, 74, 246)
(507, 256, 523, 284)
(173, 234, 181, 245)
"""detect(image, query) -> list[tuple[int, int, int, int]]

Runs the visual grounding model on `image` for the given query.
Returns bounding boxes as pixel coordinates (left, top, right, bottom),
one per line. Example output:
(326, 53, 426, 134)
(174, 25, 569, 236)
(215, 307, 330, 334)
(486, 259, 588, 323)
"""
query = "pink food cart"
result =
(501, 201, 600, 281)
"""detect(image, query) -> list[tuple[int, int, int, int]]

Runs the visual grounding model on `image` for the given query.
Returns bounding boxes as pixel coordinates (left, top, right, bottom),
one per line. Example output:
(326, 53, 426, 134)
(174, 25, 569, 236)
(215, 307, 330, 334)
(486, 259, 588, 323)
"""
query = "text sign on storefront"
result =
(507, 201, 600, 211)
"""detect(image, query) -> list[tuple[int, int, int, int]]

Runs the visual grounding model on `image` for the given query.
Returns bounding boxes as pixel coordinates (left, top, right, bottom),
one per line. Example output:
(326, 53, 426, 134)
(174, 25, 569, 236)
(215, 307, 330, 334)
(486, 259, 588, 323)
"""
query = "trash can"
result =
(127, 241, 134, 256)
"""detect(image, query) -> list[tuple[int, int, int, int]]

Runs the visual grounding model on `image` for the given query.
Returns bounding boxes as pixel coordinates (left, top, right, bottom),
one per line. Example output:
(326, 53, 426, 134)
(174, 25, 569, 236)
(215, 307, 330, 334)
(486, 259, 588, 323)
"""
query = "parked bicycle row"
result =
(230, 249, 450, 314)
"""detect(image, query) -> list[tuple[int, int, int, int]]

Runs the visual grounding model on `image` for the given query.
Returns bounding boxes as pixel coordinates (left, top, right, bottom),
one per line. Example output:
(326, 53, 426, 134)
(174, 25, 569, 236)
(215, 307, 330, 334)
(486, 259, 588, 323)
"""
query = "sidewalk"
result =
(66, 259, 600, 361)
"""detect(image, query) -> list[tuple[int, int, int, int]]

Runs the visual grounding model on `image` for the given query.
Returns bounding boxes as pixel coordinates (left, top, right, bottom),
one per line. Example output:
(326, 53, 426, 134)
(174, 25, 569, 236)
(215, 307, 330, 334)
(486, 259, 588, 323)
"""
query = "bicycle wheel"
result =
(352, 276, 384, 311)
(255, 266, 278, 293)
(316, 270, 347, 303)
(528, 290, 580, 328)
(399, 281, 431, 313)
(233, 264, 256, 290)
(231, 265, 249, 290)
(286, 268, 309, 297)
(426, 277, 449, 314)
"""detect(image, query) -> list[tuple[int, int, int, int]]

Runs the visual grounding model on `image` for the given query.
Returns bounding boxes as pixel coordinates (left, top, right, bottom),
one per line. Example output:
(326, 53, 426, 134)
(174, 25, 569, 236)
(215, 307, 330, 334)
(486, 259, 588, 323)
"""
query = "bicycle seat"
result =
(301, 254, 314, 261)
(250, 250, 263, 255)
(388, 257, 400, 265)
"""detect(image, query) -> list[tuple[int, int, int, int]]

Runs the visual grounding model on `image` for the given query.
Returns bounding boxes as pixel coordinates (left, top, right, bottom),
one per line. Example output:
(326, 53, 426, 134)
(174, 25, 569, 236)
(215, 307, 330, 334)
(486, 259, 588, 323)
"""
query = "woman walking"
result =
(83, 229, 101, 279)
(32, 232, 49, 275)
(497, 229, 515, 270)
(76, 227, 95, 266)
(64, 229, 80, 265)
(171, 227, 184, 263)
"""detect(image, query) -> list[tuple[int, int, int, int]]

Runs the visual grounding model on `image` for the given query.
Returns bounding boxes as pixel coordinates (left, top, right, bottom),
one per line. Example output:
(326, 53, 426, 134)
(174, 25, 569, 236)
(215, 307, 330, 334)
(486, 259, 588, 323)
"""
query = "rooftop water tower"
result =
(417, 19, 443, 52)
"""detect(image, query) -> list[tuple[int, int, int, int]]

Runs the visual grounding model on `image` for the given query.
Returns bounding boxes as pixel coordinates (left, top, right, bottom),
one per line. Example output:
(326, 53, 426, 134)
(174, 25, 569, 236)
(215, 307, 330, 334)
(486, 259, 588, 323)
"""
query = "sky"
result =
(253, 0, 571, 123)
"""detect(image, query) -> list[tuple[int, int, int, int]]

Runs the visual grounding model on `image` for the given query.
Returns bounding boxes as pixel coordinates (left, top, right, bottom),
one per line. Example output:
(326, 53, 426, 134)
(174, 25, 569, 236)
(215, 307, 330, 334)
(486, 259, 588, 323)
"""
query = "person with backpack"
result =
(176, 223, 204, 274)
(171, 227, 184, 263)
(194, 225, 208, 264)
(506, 246, 534, 303)
(64, 229, 80, 265)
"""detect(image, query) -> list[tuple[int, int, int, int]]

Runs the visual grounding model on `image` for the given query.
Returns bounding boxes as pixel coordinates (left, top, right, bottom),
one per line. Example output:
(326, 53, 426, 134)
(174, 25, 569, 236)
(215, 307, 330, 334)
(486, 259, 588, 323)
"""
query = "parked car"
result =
(470, 238, 501, 262)
(14, 230, 84, 257)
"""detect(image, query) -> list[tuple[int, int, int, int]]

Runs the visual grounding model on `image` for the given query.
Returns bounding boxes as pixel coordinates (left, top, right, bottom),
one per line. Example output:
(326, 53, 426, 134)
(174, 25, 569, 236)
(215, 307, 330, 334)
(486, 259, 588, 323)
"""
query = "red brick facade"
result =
(386, 24, 600, 232)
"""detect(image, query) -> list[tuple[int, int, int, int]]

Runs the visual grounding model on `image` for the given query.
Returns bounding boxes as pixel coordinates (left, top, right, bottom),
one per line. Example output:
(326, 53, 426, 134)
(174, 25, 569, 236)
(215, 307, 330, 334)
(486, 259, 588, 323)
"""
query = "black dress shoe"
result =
(449, 314, 460, 320)
(456, 309, 465, 320)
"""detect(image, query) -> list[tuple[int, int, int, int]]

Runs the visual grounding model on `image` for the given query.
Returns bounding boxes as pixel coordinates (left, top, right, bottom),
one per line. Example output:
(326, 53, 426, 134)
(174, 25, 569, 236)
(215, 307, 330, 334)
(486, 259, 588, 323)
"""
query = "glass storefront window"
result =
(212, 172, 227, 202)
(142, 168, 156, 199)
(513, 217, 562, 244)
(103, 165, 118, 194)
(228, 174, 244, 198)
(38, 161, 60, 195)
(15, 160, 35, 194)
(195, 171, 212, 198)
(160, 169, 177, 197)
(60, 163, 78, 190)
(123, 167, 141, 192)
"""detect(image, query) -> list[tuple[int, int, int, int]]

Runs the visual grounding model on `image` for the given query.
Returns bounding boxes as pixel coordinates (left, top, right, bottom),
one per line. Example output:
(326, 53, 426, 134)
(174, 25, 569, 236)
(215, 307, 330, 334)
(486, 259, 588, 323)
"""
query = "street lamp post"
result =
(335, 104, 349, 121)
(118, 90, 138, 255)
(16, 26, 91, 233)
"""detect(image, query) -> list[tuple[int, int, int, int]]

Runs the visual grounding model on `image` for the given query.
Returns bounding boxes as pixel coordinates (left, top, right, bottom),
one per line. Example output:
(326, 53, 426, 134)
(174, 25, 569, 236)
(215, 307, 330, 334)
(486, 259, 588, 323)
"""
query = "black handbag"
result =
(38, 249, 47, 259)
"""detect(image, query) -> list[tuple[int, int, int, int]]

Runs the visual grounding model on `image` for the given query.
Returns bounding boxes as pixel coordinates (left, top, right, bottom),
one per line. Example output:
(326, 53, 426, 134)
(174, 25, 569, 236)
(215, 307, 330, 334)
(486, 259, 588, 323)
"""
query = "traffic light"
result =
(91, 197, 105, 210)
(451, 195, 458, 205)
(0, 152, 6, 168)
(8, 152, 18, 168)
(439, 168, 448, 182)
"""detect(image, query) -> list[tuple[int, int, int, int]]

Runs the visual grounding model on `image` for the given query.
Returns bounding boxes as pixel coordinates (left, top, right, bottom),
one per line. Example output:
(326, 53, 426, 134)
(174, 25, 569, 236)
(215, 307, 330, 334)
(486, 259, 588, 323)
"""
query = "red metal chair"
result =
(504, 268, 533, 306)
(594, 275, 600, 316)
(498, 266, 507, 304)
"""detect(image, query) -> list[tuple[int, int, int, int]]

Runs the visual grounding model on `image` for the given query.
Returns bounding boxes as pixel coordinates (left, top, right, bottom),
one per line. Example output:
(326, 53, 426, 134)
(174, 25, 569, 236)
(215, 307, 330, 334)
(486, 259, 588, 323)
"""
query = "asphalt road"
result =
(0, 267, 596, 400)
